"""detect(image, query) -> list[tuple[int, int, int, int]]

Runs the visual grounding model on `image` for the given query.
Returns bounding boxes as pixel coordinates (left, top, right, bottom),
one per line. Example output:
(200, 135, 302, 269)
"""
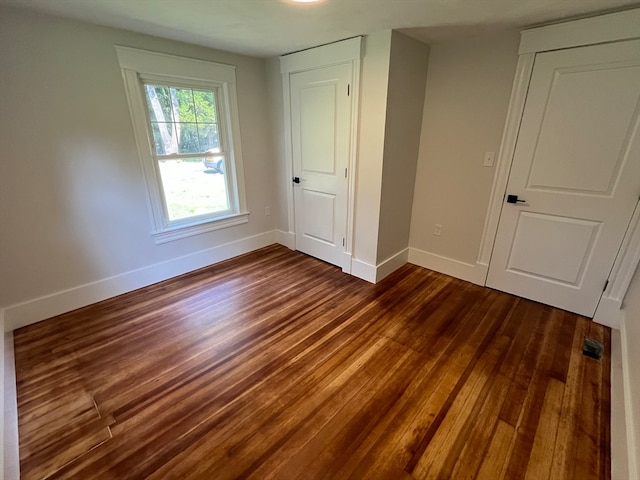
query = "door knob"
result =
(506, 194, 526, 204)
(292, 177, 301, 184)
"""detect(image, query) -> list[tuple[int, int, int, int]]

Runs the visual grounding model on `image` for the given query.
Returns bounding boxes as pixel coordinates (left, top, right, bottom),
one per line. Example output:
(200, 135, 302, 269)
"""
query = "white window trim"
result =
(115, 46, 249, 243)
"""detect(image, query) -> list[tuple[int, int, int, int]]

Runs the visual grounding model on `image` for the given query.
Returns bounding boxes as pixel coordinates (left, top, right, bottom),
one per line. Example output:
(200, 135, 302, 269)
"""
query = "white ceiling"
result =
(1, 0, 638, 57)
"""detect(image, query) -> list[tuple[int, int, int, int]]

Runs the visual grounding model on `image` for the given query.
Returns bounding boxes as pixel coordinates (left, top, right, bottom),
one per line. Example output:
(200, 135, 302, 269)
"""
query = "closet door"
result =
(487, 39, 640, 316)
(290, 63, 352, 268)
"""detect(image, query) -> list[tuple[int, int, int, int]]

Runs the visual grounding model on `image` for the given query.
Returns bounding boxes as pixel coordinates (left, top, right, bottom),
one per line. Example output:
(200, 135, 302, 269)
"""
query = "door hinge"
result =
(347, 84, 350, 96)
(342, 237, 345, 247)
(603, 279, 609, 292)
(345, 168, 347, 178)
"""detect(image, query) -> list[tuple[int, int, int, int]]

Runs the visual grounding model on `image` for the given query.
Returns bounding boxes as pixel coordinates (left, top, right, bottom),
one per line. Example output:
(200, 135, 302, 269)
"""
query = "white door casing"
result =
(290, 63, 352, 267)
(486, 39, 640, 317)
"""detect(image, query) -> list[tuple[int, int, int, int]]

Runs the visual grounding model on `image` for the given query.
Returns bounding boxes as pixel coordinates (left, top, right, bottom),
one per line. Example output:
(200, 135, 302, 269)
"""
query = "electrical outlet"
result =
(434, 224, 442, 236)
(483, 152, 495, 167)
(265, 206, 271, 216)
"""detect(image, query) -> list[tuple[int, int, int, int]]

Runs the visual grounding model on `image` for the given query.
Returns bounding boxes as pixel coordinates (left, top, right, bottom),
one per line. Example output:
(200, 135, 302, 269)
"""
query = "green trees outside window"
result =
(144, 85, 221, 157)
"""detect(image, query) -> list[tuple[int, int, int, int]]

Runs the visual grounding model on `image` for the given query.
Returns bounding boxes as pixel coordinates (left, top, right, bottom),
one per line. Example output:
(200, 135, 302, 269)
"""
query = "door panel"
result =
(300, 84, 337, 174)
(291, 63, 351, 267)
(302, 190, 335, 243)
(506, 212, 600, 285)
(487, 39, 640, 317)
(526, 64, 639, 194)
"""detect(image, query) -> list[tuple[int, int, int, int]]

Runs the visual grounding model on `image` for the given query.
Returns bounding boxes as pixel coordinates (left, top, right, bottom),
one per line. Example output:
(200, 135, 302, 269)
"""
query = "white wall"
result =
(266, 57, 289, 236)
(266, 30, 428, 275)
(377, 31, 429, 263)
(351, 30, 393, 267)
(621, 263, 640, 480)
(409, 31, 520, 265)
(0, 8, 520, 325)
(0, 7, 277, 328)
(266, 30, 409, 276)
(265, 30, 398, 271)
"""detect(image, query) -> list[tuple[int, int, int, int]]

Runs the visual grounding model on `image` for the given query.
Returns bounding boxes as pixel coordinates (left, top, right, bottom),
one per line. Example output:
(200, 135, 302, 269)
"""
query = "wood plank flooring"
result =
(13, 244, 611, 479)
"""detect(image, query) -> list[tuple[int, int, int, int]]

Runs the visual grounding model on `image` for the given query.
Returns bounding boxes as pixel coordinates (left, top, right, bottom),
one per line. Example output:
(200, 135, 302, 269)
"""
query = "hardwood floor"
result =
(14, 244, 611, 479)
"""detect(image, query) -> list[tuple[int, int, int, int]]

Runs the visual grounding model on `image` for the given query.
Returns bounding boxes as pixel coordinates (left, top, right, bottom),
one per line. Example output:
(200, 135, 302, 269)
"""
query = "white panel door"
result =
(487, 39, 640, 317)
(290, 63, 352, 267)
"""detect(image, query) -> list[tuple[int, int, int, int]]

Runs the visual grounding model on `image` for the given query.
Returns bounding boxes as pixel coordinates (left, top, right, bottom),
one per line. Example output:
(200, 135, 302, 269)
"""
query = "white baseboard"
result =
(341, 252, 353, 275)
(274, 231, 406, 283)
(349, 249, 410, 284)
(275, 230, 295, 250)
(3, 330, 19, 480)
(351, 258, 377, 283)
(593, 296, 623, 329)
(611, 329, 630, 480)
(376, 248, 408, 282)
(2, 230, 279, 331)
(620, 312, 639, 480)
(408, 248, 487, 286)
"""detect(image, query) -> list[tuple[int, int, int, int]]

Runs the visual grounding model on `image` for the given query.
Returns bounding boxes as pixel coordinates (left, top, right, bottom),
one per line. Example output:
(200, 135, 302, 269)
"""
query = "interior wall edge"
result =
(375, 248, 409, 283)
(2, 230, 280, 332)
(347, 247, 410, 284)
(350, 258, 377, 284)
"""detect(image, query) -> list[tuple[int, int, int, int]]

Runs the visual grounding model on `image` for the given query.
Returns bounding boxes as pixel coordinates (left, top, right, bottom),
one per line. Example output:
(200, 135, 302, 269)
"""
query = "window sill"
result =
(152, 212, 250, 244)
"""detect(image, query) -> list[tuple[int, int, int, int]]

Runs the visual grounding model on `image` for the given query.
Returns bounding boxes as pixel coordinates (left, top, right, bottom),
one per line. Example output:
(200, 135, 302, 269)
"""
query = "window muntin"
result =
(144, 84, 220, 155)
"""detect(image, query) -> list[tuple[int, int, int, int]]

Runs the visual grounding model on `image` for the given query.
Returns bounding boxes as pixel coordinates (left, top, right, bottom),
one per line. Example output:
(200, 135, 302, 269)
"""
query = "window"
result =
(116, 46, 248, 243)
(143, 83, 230, 222)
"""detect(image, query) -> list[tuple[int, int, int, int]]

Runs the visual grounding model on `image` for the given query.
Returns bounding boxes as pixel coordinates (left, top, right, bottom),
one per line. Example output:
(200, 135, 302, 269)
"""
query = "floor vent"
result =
(583, 337, 604, 360)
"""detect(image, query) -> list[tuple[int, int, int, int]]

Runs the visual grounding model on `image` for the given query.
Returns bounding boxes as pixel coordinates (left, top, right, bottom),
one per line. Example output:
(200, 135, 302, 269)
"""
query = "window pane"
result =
(158, 158, 230, 221)
(145, 85, 172, 123)
(204, 153, 225, 173)
(145, 84, 220, 156)
(199, 124, 220, 152)
(170, 87, 196, 123)
(195, 90, 216, 123)
(175, 123, 200, 154)
(151, 122, 178, 155)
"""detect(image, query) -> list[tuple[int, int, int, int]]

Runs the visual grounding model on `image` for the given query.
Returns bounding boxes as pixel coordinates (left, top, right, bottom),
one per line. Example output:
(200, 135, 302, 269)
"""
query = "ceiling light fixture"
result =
(291, 0, 321, 3)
